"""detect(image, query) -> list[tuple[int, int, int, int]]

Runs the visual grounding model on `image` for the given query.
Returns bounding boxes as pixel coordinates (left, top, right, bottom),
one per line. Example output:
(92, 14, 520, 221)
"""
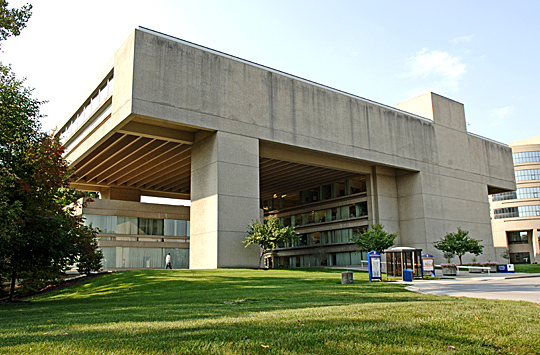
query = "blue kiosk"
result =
(421, 253, 435, 277)
(368, 251, 382, 282)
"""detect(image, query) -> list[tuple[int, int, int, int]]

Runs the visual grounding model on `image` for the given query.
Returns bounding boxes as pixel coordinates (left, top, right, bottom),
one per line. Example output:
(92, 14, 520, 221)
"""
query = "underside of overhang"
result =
(69, 120, 366, 201)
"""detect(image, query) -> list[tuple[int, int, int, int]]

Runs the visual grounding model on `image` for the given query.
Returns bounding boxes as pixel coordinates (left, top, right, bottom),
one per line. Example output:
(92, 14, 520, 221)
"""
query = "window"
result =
(494, 205, 540, 219)
(513, 151, 540, 164)
(507, 231, 528, 244)
(510, 252, 531, 264)
(117, 216, 138, 234)
(350, 178, 367, 195)
(138, 218, 164, 235)
(515, 169, 540, 182)
(164, 219, 189, 237)
(492, 191, 517, 201)
(60, 73, 114, 143)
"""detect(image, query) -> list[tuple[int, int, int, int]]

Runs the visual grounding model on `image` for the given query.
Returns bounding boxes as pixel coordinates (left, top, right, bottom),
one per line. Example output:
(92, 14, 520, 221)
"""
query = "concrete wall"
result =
(64, 29, 516, 266)
(126, 29, 514, 264)
(83, 198, 190, 220)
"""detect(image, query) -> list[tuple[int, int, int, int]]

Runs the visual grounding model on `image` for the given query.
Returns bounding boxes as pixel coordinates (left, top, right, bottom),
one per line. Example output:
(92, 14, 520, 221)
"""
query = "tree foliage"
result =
(244, 216, 299, 267)
(0, 7, 101, 300)
(0, 0, 32, 45)
(433, 227, 484, 265)
(351, 223, 398, 253)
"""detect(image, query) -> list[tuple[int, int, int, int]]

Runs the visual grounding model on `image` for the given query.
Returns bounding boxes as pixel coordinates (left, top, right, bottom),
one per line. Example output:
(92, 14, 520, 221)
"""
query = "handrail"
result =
(436, 264, 491, 276)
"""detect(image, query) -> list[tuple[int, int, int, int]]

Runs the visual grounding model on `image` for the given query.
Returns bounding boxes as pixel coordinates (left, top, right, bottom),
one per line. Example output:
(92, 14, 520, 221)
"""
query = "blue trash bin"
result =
(403, 269, 413, 282)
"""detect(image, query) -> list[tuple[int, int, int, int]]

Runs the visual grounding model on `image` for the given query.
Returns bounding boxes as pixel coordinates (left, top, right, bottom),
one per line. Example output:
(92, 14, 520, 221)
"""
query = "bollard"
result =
(341, 271, 353, 284)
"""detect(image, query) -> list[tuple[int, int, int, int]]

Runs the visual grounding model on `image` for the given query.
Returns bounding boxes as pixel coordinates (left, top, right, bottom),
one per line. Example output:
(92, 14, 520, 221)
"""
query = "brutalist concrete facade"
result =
(57, 28, 515, 269)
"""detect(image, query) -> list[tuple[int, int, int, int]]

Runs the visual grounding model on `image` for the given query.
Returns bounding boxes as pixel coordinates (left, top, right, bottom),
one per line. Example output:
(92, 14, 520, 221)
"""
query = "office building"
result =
(57, 28, 515, 269)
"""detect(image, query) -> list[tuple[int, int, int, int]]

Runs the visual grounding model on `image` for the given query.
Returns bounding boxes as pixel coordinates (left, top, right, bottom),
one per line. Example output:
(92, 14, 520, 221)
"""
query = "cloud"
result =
(406, 48, 466, 91)
(450, 34, 475, 45)
(492, 105, 515, 117)
(489, 105, 515, 127)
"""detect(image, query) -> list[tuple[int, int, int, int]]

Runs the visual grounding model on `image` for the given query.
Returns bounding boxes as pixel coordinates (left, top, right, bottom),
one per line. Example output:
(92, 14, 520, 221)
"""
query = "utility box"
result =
(341, 271, 353, 284)
(403, 269, 413, 282)
(497, 264, 515, 273)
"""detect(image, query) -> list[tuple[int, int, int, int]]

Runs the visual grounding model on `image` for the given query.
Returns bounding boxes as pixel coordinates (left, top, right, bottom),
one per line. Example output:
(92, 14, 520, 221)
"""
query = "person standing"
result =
(165, 253, 172, 269)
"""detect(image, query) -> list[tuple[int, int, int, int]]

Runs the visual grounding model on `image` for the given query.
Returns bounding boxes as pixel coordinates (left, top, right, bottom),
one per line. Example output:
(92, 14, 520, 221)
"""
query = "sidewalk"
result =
(404, 272, 540, 303)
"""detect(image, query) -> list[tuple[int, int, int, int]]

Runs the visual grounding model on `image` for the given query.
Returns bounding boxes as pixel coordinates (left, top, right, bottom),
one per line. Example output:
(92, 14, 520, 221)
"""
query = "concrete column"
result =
(190, 131, 261, 269)
(532, 229, 540, 263)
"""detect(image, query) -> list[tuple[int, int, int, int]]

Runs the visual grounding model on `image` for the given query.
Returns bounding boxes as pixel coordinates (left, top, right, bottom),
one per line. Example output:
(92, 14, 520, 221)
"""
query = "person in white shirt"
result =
(165, 253, 172, 269)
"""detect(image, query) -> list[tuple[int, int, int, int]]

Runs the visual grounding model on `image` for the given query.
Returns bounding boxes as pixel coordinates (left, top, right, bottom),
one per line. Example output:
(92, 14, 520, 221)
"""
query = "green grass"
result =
(1, 269, 539, 354)
(514, 263, 540, 273)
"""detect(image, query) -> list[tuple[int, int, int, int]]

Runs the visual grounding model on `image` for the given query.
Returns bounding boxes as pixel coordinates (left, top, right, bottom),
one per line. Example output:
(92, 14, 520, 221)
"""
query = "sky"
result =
(1, 0, 539, 145)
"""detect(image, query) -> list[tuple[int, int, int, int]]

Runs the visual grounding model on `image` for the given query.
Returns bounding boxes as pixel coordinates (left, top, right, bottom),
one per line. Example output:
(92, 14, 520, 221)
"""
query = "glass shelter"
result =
(384, 247, 423, 280)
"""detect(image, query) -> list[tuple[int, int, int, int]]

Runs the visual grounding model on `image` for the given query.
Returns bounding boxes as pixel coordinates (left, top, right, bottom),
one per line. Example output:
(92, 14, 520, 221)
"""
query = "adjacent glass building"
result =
(80, 198, 190, 269)
(491, 136, 540, 264)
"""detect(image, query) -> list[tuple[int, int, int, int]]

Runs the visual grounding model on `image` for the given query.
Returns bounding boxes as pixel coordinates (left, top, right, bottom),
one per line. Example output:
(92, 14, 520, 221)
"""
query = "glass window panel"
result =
(99, 247, 116, 269)
(164, 219, 189, 236)
(116, 216, 138, 234)
(164, 248, 189, 268)
(83, 214, 117, 234)
(358, 202, 368, 217)
(139, 218, 164, 235)
(350, 178, 366, 194)
(334, 181, 347, 197)
(321, 184, 332, 200)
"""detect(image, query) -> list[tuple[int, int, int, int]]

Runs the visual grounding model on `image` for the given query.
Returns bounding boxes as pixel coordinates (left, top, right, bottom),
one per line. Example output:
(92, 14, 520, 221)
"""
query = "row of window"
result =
(279, 227, 365, 248)
(515, 169, 540, 182)
(273, 250, 368, 268)
(60, 75, 114, 143)
(493, 205, 540, 219)
(492, 187, 540, 201)
(100, 247, 188, 269)
(263, 177, 367, 211)
(513, 151, 540, 164)
(84, 214, 190, 237)
(279, 202, 368, 228)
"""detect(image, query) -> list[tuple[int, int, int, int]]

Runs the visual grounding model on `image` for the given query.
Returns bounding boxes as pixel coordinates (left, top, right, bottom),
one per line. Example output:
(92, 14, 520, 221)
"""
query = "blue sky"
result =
(2, 0, 539, 144)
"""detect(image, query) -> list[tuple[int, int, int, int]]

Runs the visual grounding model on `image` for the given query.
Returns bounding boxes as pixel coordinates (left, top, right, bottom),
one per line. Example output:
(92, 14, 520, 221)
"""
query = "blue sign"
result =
(497, 264, 515, 273)
(368, 250, 382, 282)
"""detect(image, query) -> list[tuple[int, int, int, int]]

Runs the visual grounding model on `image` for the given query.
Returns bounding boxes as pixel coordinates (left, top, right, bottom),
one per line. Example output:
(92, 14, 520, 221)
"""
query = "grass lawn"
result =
(1, 269, 539, 355)
(514, 264, 540, 273)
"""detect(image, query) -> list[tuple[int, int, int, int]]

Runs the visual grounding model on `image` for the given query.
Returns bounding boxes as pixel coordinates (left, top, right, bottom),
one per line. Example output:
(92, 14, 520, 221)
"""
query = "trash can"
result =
(403, 269, 413, 282)
(341, 271, 353, 284)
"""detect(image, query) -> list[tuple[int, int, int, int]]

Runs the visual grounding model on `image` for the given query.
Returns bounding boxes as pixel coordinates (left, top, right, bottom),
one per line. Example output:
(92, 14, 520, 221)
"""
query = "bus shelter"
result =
(384, 247, 423, 281)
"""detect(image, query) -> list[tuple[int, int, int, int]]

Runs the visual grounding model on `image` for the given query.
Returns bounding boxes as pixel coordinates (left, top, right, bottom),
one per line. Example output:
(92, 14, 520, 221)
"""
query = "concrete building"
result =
(56, 28, 515, 269)
(491, 136, 540, 264)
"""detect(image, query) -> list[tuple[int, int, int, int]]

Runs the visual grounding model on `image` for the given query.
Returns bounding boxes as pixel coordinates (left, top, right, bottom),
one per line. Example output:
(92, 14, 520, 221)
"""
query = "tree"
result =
(500, 248, 510, 262)
(0, 4, 101, 300)
(433, 227, 484, 265)
(243, 216, 299, 267)
(0, 1, 32, 46)
(351, 223, 398, 253)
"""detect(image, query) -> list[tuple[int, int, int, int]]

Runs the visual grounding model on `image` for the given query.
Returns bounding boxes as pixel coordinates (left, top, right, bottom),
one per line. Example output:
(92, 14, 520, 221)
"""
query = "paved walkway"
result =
(404, 272, 540, 303)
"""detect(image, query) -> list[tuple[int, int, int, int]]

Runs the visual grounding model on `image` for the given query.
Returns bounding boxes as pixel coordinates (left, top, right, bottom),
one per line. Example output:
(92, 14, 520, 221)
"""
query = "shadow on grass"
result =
(0, 269, 443, 335)
(1, 297, 534, 354)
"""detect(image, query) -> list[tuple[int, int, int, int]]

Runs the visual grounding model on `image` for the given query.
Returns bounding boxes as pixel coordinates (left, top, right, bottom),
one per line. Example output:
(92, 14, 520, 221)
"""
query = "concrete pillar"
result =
(190, 131, 261, 269)
(532, 229, 540, 263)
